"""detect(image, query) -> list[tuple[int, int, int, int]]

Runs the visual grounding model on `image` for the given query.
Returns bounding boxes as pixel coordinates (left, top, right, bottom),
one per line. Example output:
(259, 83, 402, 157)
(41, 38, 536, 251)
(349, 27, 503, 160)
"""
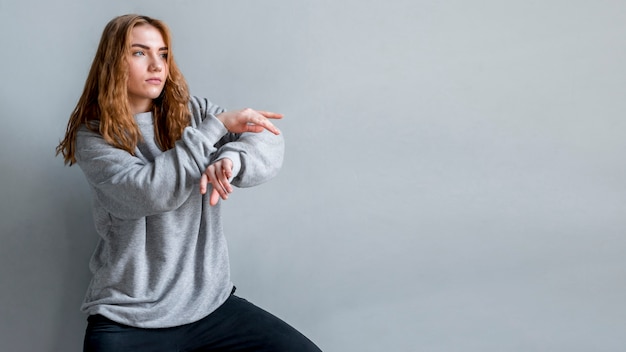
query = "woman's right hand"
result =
(216, 108, 283, 135)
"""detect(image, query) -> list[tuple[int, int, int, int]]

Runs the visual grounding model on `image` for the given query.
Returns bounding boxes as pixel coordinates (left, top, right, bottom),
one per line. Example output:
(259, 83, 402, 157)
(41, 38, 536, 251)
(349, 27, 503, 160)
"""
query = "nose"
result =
(149, 61, 162, 72)
(148, 55, 163, 72)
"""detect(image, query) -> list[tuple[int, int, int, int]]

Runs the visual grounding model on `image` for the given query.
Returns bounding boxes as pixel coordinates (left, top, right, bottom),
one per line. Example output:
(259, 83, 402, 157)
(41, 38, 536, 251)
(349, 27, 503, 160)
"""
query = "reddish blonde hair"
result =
(56, 14, 190, 165)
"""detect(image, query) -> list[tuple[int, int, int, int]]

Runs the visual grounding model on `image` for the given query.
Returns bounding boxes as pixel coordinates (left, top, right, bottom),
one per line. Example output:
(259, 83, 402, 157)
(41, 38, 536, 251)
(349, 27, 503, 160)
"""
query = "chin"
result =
(148, 90, 165, 99)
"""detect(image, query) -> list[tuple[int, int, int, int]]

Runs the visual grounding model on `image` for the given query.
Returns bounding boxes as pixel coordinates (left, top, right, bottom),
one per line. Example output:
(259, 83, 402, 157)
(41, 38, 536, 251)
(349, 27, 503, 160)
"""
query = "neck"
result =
(130, 100, 152, 115)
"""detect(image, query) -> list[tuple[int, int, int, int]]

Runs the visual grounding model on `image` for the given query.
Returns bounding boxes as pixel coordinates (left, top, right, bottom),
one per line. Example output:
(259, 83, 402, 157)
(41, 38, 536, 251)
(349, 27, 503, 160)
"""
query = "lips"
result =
(146, 78, 163, 84)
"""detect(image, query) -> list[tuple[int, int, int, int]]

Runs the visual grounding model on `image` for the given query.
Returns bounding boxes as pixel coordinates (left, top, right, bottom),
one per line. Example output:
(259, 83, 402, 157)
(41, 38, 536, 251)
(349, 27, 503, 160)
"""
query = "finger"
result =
(208, 162, 232, 199)
(199, 173, 209, 194)
(216, 161, 233, 194)
(222, 162, 233, 193)
(245, 123, 271, 134)
(216, 166, 232, 194)
(209, 172, 229, 201)
(223, 158, 233, 178)
(248, 114, 281, 135)
(246, 122, 280, 135)
(210, 187, 220, 206)
(256, 110, 284, 120)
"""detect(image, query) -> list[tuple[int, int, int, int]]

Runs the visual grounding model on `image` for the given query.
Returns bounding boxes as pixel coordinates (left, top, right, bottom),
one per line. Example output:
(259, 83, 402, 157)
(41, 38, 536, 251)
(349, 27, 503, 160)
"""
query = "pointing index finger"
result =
(251, 111, 282, 135)
(257, 110, 284, 120)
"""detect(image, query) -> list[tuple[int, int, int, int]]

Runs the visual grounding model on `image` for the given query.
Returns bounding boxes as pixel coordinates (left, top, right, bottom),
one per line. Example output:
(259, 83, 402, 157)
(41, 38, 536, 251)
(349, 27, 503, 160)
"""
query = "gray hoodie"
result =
(75, 96, 284, 328)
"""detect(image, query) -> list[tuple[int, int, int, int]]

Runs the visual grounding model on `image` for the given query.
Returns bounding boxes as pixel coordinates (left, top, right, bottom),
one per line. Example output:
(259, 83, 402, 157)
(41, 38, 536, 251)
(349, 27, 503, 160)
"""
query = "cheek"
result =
(127, 62, 143, 80)
(127, 71, 145, 91)
(127, 64, 138, 80)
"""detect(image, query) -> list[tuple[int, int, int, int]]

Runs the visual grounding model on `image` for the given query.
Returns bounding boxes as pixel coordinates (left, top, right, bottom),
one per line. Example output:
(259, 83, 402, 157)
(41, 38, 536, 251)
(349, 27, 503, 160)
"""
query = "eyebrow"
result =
(131, 44, 168, 51)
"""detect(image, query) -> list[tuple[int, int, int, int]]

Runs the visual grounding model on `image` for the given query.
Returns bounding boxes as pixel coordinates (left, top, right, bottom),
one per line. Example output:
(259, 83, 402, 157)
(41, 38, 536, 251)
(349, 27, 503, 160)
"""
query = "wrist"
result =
(215, 112, 225, 125)
(216, 112, 232, 132)
(198, 113, 228, 139)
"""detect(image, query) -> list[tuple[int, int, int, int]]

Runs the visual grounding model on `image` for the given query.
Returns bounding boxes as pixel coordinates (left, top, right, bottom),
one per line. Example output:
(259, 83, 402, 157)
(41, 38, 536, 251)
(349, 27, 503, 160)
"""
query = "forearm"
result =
(213, 129, 285, 188)
(76, 115, 228, 219)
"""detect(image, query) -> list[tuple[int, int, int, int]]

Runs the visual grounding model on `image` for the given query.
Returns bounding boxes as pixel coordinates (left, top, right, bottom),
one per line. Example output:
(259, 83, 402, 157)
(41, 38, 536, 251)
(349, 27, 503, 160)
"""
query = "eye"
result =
(160, 53, 168, 59)
(132, 50, 145, 57)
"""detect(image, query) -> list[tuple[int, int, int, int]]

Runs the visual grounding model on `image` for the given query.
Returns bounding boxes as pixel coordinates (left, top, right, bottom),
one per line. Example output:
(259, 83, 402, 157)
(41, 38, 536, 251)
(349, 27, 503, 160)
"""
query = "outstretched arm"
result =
(200, 108, 285, 205)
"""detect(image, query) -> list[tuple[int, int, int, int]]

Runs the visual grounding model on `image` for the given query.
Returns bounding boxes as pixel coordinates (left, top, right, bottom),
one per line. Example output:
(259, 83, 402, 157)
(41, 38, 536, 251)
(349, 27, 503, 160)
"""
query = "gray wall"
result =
(1, 1, 625, 351)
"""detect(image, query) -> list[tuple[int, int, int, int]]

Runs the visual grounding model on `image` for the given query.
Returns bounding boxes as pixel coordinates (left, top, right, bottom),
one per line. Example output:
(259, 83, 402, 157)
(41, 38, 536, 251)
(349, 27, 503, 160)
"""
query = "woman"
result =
(57, 14, 321, 352)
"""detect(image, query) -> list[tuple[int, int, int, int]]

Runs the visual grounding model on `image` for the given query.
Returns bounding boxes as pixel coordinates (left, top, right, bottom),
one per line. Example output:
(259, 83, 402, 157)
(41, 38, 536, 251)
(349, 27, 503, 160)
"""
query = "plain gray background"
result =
(1, 0, 625, 351)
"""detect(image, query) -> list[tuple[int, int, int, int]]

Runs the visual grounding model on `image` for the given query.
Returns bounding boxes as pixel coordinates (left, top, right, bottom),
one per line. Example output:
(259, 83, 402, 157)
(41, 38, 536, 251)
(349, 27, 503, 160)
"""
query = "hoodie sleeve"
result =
(75, 102, 228, 220)
(212, 128, 285, 188)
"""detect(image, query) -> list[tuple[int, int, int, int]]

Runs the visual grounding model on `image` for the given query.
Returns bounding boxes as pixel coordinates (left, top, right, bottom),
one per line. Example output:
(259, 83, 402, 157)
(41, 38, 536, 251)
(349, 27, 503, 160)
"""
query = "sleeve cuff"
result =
(197, 113, 228, 141)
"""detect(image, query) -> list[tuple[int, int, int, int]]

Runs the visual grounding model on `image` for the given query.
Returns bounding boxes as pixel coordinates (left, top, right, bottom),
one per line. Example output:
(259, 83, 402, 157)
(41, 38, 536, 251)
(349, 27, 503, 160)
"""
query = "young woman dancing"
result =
(57, 14, 321, 352)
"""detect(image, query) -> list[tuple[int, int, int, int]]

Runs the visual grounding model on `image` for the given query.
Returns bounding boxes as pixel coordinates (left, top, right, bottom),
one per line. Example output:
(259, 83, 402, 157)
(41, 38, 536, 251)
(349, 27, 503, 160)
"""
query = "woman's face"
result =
(127, 24, 168, 114)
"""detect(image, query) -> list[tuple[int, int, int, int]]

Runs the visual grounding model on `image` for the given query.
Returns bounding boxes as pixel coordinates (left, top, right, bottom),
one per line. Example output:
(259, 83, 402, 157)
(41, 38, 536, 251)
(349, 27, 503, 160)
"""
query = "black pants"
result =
(83, 294, 322, 352)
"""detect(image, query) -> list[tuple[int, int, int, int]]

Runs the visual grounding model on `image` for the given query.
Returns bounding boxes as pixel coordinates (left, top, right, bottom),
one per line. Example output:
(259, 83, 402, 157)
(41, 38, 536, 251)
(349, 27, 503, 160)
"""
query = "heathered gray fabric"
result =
(74, 96, 284, 328)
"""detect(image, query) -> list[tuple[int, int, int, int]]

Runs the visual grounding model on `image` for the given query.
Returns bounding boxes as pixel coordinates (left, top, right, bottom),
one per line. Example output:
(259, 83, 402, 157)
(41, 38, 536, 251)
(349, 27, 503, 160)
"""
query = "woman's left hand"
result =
(200, 158, 234, 206)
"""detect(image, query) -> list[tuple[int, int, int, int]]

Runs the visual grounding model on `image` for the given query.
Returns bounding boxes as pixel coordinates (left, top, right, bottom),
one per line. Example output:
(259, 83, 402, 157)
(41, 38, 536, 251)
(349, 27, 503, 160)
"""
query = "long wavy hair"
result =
(56, 14, 190, 165)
